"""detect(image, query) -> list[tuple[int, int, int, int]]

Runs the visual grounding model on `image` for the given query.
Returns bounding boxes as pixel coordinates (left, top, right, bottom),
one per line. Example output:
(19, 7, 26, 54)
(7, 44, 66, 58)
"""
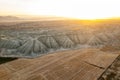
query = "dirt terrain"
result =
(0, 48, 119, 80)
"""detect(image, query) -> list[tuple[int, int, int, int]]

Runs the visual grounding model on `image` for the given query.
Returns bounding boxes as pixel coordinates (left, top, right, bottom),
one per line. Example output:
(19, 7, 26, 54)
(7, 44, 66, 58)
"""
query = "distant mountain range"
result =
(1, 15, 120, 21)
(0, 16, 21, 20)
(0, 16, 69, 21)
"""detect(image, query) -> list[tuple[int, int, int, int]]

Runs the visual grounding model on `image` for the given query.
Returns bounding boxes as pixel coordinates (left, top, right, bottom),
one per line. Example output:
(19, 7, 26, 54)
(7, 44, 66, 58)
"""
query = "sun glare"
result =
(0, 0, 120, 19)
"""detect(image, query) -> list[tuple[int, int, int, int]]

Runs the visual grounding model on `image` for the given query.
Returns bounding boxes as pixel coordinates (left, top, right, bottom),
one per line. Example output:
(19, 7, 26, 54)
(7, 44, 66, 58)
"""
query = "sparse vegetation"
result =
(99, 56, 120, 80)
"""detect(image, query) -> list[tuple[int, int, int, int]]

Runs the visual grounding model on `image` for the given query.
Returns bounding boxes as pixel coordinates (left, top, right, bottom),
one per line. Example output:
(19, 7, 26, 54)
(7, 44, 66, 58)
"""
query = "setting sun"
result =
(0, 0, 120, 19)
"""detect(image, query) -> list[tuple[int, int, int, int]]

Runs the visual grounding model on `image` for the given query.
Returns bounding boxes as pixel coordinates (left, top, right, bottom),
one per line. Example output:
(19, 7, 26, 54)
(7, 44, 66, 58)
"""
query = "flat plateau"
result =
(0, 48, 119, 80)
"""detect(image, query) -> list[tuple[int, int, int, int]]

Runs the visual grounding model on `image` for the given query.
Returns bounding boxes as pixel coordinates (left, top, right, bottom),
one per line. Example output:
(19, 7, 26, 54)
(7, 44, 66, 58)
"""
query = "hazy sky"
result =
(0, 0, 120, 19)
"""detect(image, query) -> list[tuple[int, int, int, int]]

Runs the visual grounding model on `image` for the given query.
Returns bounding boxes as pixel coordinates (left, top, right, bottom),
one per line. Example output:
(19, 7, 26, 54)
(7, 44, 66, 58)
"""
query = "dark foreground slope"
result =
(0, 48, 119, 80)
(99, 55, 120, 80)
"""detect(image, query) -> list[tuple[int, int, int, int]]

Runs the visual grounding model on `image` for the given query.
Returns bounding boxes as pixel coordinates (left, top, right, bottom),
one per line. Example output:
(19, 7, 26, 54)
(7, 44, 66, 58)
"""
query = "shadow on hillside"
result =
(0, 57, 17, 64)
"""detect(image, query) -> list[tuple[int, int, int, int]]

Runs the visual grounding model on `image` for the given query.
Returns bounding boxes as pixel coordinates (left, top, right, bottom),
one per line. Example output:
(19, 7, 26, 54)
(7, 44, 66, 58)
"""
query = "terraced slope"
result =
(0, 49, 119, 80)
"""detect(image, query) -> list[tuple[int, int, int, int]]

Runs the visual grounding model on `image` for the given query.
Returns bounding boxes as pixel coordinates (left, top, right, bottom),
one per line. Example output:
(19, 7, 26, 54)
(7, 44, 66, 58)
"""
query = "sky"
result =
(0, 0, 120, 19)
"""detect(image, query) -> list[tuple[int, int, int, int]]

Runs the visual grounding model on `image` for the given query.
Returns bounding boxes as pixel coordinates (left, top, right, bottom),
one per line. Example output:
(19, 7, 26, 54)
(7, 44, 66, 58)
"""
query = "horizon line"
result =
(0, 14, 120, 20)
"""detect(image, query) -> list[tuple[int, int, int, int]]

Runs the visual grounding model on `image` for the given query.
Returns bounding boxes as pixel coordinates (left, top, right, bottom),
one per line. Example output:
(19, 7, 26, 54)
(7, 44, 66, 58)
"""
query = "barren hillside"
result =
(0, 19, 120, 57)
(0, 19, 120, 80)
